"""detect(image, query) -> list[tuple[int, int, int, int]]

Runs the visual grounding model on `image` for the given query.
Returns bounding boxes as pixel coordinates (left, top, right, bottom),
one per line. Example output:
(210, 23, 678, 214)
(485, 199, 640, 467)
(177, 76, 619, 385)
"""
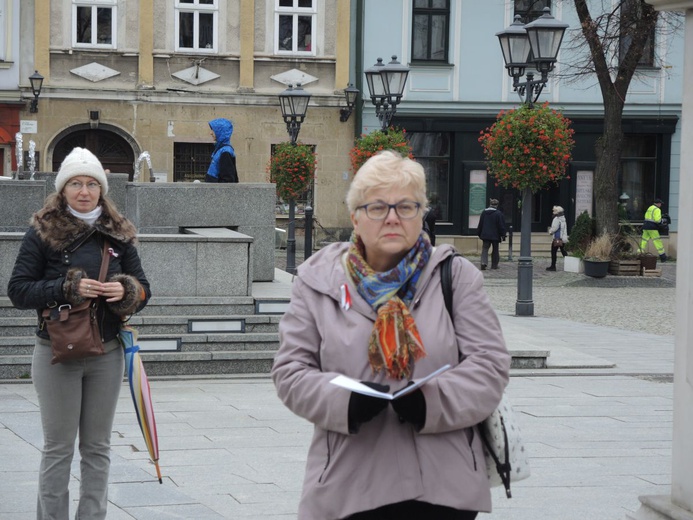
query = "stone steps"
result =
(0, 292, 289, 379)
(0, 315, 281, 337)
(0, 293, 550, 380)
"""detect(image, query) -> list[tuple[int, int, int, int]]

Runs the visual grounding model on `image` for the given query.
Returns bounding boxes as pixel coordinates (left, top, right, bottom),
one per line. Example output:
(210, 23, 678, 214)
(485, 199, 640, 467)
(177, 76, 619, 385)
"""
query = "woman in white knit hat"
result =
(7, 147, 151, 520)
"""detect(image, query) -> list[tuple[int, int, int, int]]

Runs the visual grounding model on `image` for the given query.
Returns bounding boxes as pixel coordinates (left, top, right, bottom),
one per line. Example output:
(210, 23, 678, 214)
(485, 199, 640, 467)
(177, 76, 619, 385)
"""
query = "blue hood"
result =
(209, 118, 234, 146)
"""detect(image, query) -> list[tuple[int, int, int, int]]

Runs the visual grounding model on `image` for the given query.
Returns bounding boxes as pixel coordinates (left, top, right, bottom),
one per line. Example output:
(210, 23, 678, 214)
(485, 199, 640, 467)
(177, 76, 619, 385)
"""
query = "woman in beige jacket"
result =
(272, 151, 511, 520)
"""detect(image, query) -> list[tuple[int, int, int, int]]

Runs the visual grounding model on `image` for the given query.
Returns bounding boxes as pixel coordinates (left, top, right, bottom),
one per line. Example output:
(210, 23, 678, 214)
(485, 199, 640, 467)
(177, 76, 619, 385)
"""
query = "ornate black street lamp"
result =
(340, 83, 360, 122)
(278, 83, 311, 274)
(497, 8, 568, 108)
(29, 70, 44, 113)
(496, 8, 568, 316)
(364, 55, 410, 131)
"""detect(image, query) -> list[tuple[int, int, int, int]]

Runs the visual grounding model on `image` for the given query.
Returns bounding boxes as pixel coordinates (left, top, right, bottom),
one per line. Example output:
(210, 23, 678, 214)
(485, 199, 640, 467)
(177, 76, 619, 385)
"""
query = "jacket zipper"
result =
(468, 427, 478, 471)
(318, 432, 333, 483)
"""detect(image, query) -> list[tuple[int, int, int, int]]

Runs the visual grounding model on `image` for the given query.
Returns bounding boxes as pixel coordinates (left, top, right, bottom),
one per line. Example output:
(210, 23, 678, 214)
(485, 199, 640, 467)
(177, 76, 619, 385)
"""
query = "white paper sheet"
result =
(329, 364, 452, 400)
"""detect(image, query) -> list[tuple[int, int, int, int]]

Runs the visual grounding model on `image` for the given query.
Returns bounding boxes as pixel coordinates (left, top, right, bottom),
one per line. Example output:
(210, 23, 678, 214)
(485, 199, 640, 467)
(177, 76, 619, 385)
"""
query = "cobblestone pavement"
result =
(277, 247, 677, 335)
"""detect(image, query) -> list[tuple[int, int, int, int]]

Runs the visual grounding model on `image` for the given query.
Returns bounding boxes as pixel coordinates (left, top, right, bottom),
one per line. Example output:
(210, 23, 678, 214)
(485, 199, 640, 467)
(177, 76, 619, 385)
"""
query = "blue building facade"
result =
(355, 0, 683, 248)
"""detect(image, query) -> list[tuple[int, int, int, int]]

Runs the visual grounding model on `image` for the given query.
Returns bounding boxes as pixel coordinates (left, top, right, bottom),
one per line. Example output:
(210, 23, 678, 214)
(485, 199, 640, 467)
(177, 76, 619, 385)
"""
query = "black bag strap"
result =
(441, 252, 462, 319)
(440, 252, 514, 498)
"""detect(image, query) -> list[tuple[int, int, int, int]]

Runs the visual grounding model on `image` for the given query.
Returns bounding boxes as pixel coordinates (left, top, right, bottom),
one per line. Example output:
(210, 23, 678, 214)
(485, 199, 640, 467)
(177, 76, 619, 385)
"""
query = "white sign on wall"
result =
(575, 170, 593, 218)
(20, 120, 38, 134)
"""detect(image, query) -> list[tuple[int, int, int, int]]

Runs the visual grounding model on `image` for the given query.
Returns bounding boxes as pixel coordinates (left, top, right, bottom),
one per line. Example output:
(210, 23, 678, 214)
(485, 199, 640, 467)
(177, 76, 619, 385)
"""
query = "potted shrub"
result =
(609, 229, 641, 276)
(564, 211, 594, 273)
(583, 233, 613, 278)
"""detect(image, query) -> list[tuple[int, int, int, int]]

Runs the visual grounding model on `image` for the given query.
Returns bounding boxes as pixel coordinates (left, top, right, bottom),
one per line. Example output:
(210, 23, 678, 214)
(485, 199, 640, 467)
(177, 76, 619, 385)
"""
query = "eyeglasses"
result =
(65, 181, 101, 192)
(356, 201, 421, 221)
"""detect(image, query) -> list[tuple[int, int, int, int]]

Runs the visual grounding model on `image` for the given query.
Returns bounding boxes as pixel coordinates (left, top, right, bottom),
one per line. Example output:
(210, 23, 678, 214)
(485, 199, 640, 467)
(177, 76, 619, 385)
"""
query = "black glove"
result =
(391, 385, 426, 431)
(348, 382, 390, 434)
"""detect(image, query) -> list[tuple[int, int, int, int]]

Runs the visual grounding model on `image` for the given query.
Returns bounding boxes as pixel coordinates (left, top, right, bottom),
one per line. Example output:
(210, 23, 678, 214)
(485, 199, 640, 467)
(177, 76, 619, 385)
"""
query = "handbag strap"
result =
(90, 239, 111, 310)
(97, 239, 111, 283)
(440, 252, 514, 498)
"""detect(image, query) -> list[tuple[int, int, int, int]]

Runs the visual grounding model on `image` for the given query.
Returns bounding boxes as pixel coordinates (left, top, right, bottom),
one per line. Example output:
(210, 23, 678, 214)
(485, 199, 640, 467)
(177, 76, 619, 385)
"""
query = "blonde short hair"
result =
(553, 205, 564, 215)
(346, 150, 428, 212)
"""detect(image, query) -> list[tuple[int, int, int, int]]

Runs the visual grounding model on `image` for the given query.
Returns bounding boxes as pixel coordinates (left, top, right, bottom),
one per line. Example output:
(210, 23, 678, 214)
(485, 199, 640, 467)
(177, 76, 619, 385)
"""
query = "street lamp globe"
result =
(364, 57, 386, 107)
(523, 7, 569, 74)
(278, 83, 311, 145)
(381, 55, 410, 106)
(28, 70, 44, 113)
(496, 15, 532, 79)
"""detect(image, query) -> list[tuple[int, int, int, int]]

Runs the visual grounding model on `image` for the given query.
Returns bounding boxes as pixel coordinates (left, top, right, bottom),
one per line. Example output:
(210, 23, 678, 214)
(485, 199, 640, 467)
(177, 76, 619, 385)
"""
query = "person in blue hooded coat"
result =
(205, 118, 239, 183)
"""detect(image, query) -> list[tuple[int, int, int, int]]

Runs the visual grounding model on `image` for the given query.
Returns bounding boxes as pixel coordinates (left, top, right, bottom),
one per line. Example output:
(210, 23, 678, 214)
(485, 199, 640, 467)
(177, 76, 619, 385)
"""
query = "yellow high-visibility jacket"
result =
(643, 204, 662, 230)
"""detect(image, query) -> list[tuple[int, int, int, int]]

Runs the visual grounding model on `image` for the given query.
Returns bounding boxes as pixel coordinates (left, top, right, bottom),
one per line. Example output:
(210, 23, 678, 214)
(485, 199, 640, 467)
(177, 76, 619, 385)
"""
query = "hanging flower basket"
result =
(267, 142, 317, 201)
(349, 127, 414, 174)
(478, 102, 575, 193)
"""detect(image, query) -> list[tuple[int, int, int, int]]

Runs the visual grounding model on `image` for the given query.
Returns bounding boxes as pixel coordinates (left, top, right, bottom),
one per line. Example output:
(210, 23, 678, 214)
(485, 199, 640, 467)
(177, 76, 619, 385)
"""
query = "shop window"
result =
(73, 0, 117, 48)
(407, 132, 450, 222)
(618, 135, 657, 221)
(174, 142, 214, 182)
(411, 0, 450, 63)
(175, 0, 218, 52)
(275, 0, 315, 55)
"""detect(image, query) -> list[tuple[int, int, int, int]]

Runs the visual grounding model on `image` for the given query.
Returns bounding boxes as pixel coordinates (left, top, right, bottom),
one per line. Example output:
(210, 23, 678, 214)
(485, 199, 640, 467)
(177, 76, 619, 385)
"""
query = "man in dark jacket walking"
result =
(477, 198, 507, 270)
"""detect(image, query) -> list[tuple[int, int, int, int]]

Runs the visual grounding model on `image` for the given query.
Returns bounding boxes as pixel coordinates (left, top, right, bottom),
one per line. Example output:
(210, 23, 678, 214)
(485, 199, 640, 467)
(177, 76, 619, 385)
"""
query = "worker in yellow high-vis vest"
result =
(639, 198, 667, 262)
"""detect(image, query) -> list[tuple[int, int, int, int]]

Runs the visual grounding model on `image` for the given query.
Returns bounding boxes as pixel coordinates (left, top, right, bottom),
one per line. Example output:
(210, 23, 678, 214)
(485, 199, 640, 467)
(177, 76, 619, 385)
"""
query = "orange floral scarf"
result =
(346, 233, 431, 379)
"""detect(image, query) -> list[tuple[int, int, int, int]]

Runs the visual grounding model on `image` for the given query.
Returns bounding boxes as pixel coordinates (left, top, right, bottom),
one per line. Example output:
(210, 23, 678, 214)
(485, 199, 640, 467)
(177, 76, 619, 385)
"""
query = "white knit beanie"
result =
(55, 147, 109, 195)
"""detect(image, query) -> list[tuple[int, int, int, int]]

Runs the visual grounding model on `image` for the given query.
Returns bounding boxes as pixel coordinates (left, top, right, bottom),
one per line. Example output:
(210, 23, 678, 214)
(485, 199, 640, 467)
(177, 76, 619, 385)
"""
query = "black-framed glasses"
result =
(356, 201, 421, 220)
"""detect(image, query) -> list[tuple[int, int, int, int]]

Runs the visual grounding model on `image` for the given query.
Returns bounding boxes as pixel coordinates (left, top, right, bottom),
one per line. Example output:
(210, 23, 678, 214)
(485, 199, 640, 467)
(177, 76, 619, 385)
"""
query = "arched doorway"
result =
(52, 127, 136, 179)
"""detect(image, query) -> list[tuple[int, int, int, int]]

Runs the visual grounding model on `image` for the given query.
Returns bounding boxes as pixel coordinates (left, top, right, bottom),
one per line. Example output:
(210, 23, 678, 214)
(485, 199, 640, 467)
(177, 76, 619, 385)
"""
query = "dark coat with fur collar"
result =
(7, 194, 151, 343)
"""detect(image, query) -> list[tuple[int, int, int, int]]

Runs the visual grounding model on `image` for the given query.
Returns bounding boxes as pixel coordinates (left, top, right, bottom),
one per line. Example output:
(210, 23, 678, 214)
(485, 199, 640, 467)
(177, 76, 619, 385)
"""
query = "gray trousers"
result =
(32, 338, 124, 520)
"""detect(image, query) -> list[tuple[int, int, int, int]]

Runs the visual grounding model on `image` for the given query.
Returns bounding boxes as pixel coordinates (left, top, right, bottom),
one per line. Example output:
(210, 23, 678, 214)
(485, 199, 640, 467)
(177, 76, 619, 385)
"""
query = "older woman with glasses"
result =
(8, 147, 151, 520)
(272, 150, 510, 520)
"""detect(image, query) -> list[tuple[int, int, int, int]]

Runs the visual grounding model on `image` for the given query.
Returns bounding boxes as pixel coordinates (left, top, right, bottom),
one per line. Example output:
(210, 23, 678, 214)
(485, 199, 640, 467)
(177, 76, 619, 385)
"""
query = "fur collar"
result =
(31, 193, 138, 251)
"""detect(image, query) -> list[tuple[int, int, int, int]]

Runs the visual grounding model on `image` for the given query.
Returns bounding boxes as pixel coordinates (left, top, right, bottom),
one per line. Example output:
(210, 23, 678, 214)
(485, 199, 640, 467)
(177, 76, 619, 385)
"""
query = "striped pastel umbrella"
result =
(120, 325, 162, 483)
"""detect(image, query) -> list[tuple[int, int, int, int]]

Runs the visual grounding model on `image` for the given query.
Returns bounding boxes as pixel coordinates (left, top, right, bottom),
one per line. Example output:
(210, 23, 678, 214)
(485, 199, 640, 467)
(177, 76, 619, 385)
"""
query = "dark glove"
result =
(391, 385, 426, 431)
(348, 382, 390, 434)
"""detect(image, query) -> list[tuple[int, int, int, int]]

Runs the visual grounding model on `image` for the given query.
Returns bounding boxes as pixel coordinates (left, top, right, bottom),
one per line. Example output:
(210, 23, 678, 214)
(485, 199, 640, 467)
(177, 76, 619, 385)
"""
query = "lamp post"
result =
(29, 70, 44, 113)
(364, 55, 410, 131)
(496, 8, 568, 316)
(278, 83, 311, 274)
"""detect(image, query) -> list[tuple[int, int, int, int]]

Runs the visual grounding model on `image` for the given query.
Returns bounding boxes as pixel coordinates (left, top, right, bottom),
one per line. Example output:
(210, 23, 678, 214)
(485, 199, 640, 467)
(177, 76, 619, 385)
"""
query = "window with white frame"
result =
(411, 0, 450, 63)
(175, 0, 218, 53)
(72, 0, 117, 49)
(0, 1, 6, 61)
(275, 0, 316, 55)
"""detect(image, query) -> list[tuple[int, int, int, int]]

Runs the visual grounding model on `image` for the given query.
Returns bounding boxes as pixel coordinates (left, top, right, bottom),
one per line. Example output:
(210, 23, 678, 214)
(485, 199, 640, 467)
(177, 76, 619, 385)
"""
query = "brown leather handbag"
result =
(42, 240, 111, 365)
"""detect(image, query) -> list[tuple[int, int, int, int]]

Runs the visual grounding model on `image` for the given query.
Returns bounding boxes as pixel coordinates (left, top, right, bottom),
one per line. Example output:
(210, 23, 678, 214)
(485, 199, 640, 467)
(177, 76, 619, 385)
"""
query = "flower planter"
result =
(563, 256, 584, 273)
(608, 259, 640, 276)
(584, 259, 610, 278)
(639, 254, 658, 270)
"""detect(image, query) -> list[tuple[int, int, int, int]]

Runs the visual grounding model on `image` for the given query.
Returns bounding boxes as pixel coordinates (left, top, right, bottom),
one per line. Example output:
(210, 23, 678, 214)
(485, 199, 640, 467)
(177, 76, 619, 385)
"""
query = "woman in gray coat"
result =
(272, 151, 511, 520)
